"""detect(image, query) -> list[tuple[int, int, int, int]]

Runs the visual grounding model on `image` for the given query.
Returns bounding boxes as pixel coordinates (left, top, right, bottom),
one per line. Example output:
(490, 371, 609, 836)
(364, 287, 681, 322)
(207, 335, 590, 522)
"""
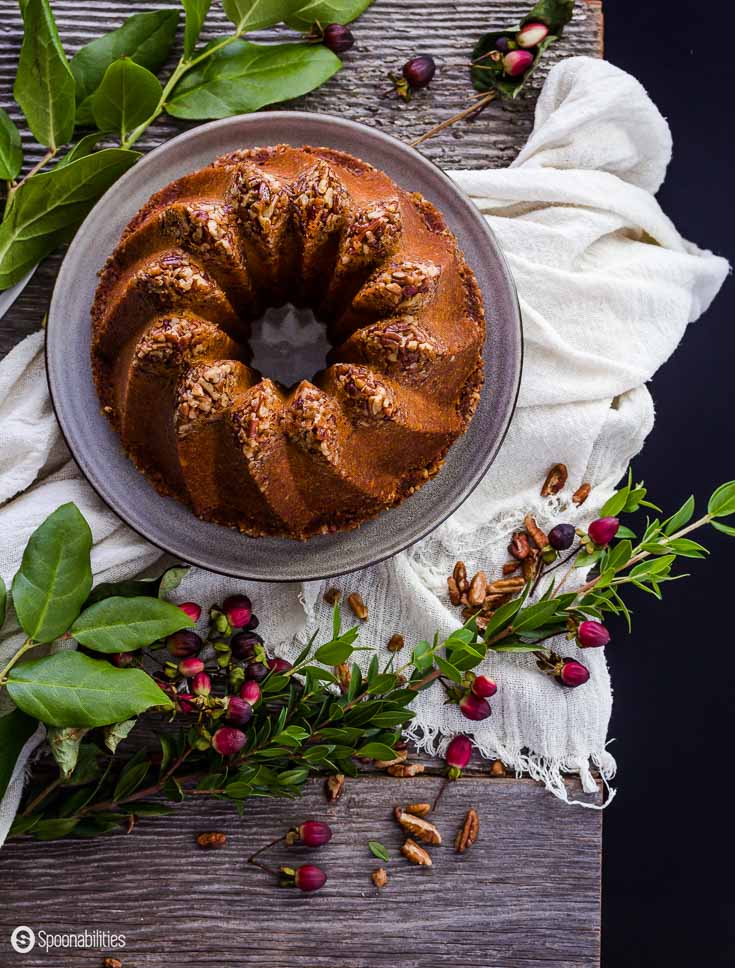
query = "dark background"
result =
(603, 2, 733, 964)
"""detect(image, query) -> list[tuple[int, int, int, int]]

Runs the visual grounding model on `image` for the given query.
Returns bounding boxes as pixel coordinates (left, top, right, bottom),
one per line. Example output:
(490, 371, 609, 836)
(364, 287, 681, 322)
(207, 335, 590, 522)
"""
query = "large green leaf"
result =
(92, 59, 163, 140)
(0, 147, 139, 290)
(284, 0, 374, 31)
(0, 109, 23, 180)
(7, 651, 173, 727)
(183, 0, 214, 58)
(708, 481, 735, 519)
(222, 0, 295, 33)
(11, 504, 92, 644)
(71, 9, 179, 126)
(71, 596, 193, 653)
(85, 564, 190, 606)
(0, 709, 38, 799)
(166, 40, 341, 119)
(13, 0, 76, 149)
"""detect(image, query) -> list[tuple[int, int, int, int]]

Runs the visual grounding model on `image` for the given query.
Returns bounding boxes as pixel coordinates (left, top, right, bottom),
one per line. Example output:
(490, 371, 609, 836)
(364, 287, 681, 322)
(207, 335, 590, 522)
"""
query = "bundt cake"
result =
(91, 145, 485, 540)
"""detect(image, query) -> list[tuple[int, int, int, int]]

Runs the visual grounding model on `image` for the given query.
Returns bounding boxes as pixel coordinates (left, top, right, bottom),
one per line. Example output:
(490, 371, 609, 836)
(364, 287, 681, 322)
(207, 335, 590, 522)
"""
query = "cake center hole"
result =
(248, 303, 332, 389)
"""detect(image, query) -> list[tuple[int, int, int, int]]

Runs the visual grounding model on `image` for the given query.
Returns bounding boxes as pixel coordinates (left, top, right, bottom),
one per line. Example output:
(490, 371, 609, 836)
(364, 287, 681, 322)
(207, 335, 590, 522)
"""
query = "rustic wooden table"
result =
(0, 2, 604, 965)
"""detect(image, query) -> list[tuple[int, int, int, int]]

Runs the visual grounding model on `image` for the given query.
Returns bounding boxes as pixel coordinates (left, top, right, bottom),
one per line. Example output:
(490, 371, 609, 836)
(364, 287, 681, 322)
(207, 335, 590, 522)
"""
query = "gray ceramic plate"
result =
(47, 112, 522, 582)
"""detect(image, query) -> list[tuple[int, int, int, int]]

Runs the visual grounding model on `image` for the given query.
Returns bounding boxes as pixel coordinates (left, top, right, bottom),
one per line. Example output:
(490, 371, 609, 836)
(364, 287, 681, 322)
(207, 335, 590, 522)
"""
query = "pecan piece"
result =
(455, 807, 480, 853)
(524, 514, 549, 550)
(406, 803, 432, 817)
(572, 482, 591, 506)
(502, 561, 521, 575)
(486, 576, 525, 595)
(196, 831, 226, 850)
(396, 810, 442, 845)
(325, 774, 345, 802)
(490, 760, 507, 777)
(323, 587, 341, 606)
(387, 633, 405, 652)
(375, 749, 408, 769)
(453, 560, 469, 593)
(447, 575, 461, 605)
(372, 867, 388, 889)
(522, 551, 540, 583)
(347, 591, 368, 620)
(508, 531, 530, 560)
(103, 960, 123, 968)
(388, 762, 425, 778)
(401, 837, 432, 866)
(541, 463, 568, 496)
(334, 662, 352, 693)
(467, 571, 488, 607)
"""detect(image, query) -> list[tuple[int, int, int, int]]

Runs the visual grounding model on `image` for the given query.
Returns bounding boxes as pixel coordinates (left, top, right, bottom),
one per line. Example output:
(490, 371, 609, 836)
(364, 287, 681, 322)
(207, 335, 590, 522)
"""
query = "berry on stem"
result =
(322, 23, 354, 54)
(557, 658, 590, 688)
(212, 727, 247, 756)
(548, 523, 575, 551)
(223, 594, 252, 629)
(459, 692, 492, 721)
(517, 22, 549, 47)
(503, 49, 534, 76)
(239, 680, 261, 705)
(178, 656, 205, 678)
(226, 696, 253, 726)
(166, 630, 203, 658)
(471, 675, 497, 699)
(588, 517, 620, 546)
(577, 620, 610, 649)
(178, 602, 202, 623)
(286, 821, 333, 847)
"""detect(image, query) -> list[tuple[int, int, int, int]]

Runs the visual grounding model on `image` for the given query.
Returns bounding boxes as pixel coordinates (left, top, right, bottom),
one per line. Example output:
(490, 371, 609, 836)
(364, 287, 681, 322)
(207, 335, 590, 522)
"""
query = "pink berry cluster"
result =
(480, 21, 550, 81)
(249, 821, 333, 893)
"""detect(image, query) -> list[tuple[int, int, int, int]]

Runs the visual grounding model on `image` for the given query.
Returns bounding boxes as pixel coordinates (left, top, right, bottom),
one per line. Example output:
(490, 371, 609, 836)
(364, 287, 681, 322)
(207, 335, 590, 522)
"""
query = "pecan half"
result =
(375, 749, 408, 769)
(522, 551, 540, 583)
(372, 867, 389, 889)
(388, 762, 425, 778)
(455, 807, 480, 853)
(490, 760, 507, 777)
(541, 463, 568, 496)
(196, 831, 226, 850)
(401, 837, 432, 866)
(347, 592, 368, 620)
(323, 587, 341, 606)
(467, 571, 488, 607)
(447, 576, 461, 605)
(508, 531, 530, 560)
(325, 774, 345, 802)
(387, 633, 405, 652)
(486, 576, 525, 595)
(406, 803, 432, 817)
(103, 960, 123, 968)
(395, 810, 442, 845)
(502, 561, 521, 575)
(524, 514, 549, 550)
(453, 560, 469, 593)
(572, 482, 591, 506)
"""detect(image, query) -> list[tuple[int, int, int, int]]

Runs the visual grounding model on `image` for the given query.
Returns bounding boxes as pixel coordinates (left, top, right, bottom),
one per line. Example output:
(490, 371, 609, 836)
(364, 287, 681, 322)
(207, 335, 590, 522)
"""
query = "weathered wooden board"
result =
(0, 774, 601, 967)
(0, 0, 602, 356)
(0, 3, 604, 965)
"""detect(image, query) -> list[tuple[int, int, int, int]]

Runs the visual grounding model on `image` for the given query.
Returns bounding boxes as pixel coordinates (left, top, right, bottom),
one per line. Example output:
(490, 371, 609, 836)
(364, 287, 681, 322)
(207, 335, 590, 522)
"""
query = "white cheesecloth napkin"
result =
(0, 57, 729, 843)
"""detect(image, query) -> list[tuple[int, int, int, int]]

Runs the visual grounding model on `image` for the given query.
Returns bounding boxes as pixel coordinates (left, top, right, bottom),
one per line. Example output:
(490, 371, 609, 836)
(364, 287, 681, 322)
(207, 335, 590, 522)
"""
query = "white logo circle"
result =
(10, 926, 35, 954)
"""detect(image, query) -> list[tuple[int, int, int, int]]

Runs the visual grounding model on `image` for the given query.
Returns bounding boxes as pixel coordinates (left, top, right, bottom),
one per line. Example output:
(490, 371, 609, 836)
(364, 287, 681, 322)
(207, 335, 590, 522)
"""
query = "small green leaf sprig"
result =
(0, 0, 373, 290)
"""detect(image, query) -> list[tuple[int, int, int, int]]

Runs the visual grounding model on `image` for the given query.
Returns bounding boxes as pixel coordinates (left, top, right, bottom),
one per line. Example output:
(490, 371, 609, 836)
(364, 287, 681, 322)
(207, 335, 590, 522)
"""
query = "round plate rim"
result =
(46, 111, 522, 582)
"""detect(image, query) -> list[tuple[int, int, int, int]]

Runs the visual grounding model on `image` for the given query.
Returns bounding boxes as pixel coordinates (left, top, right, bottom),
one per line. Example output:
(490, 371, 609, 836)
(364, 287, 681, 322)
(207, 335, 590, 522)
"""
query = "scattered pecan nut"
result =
(372, 867, 389, 889)
(347, 591, 368, 620)
(522, 550, 539, 582)
(467, 571, 488, 607)
(387, 633, 405, 652)
(323, 587, 341, 606)
(334, 662, 352, 693)
(447, 576, 461, 605)
(387, 762, 425, 778)
(541, 463, 568, 497)
(453, 560, 470, 593)
(325, 774, 345, 802)
(502, 560, 521, 575)
(196, 831, 226, 850)
(103, 960, 123, 968)
(490, 760, 507, 777)
(572, 482, 591, 506)
(524, 514, 549, 550)
(508, 531, 530, 560)
(375, 748, 408, 769)
(406, 802, 432, 817)
(401, 837, 432, 866)
(455, 807, 480, 853)
(487, 576, 525, 595)
(395, 810, 442, 845)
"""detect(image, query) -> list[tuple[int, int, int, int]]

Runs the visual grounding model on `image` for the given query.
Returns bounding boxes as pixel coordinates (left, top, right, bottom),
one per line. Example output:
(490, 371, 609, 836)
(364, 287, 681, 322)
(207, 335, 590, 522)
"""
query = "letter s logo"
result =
(10, 926, 36, 953)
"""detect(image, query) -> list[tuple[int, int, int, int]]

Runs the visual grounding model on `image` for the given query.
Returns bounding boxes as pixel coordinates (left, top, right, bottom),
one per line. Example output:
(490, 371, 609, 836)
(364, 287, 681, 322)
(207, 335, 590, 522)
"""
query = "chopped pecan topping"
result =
(196, 831, 227, 850)
(161, 202, 238, 262)
(103, 959, 123, 968)
(176, 361, 237, 436)
(134, 315, 217, 373)
(572, 481, 592, 506)
(358, 316, 439, 376)
(454, 807, 479, 853)
(395, 810, 442, 845)
(541, 462, 569, 496)
(453, 561, 470, 594)
(353, 260, 441, 314)
(401, 837, 432, 866)
(502, 560, 521, 575)
(338, 200, 402, 270)
(291, 160, 349, 241)
(347, 591, 368, 620)
(447, 576, 462, 605)
(487, 576, 525, 595)
(457, 360, 483, 422)
(287, 384, 341, 460)
(490, 760, 507, 777)
(228, 166, 291, 246)
(231, 380, 282, 460)
(136, 252, 211, 303)
(325, 774, 345, 802)
(333, 364, 397, 424)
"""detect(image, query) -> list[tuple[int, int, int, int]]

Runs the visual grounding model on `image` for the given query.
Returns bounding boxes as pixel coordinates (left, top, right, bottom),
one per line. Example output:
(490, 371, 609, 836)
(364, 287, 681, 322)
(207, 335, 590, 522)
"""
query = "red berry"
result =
(226, 696, 253, 726)
(212, 727, 247, 756)
(588, 517, 620, 546)
(558, 659, 590, 688)
(239, 681, 261, 705)
(167, 630, 203, 658)
(178, 657, 205, 678)
(459, 692, 492, 721)
(445, 734, 472, 771)
(322, 23, 354, 54)
(294, 864, 327, 892)
(223, 594, 252, 629)
(577, 620, 610, 649)
(192, 672, 211, 696)
(179, 601, 202, 623)
(503, 49, 534, 76)
(270, 657, 293, 675)
(471, 675, 497, 699)
(517, 21, 549, 47)
(402, 54, 436, 90)
(296, 821, 333, 847)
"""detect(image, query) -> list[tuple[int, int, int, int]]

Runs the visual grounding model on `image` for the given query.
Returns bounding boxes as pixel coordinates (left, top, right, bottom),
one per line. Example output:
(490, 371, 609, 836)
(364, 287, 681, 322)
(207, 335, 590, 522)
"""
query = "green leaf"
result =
(126, 801, 174, 817)
(284, 0, 374, 31)
(277, 768, 309, 785)
(314, 634, 358, 665)
(0, 574, 7, 627)
(664, 538, 708, 559)
(54, 130, 104, 169)
(598, 489, 629, 518)
(7, 651, 173, 727)
(368, 839, 390, 862)
(0, 709, 38, 800)
(370, 710, 414, 728)
(615, 525, 637, 540)
(103, 718, 137, 754)
(628, 555, 676, 581)
(84, 565, 189, 606)
(225, 780, 253, 799)
(708, 481, 735, 518)
(157, 565, 190, 599)
(483, 586, 529, 640)
(71, 9, 179, 126)
(113, 753, 150, 802)
(32, 817, 80, 840)
(0, 109, 23, 180)
(222, 0, 294, 32)
(182, 0, 213, 59)
(411, 640, 434, 673)
(492, 642, 543, 653)
(48, 725, 89, 778)
(13, 0, 76, 149)
(166, 40, 341, 120)
(513, 600, 560, 632)
(92, 59, 163, 140)
(71, 595, 193, 653)
(11, 503, 92, 643)
(0, 147, 140, 290)
(606, 539, 633, 572)
(712, 521, 735, 537)
(357, 742, 396, 761)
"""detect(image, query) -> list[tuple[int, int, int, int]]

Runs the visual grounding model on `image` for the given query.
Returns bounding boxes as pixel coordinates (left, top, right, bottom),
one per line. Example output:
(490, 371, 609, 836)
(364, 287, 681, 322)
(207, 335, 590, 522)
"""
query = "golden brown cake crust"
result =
(91, 145, 485, 540)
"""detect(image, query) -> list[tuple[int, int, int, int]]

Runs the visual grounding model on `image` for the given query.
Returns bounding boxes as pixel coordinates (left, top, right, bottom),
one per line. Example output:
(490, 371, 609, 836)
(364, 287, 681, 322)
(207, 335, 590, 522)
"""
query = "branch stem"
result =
(410, 91, 497, 148)
(0, 638, 37, 687)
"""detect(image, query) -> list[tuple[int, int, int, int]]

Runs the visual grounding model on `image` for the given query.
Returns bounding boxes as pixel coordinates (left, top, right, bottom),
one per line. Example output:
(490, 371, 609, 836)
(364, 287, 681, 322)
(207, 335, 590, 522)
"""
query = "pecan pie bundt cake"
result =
(91, 145, 485, 539)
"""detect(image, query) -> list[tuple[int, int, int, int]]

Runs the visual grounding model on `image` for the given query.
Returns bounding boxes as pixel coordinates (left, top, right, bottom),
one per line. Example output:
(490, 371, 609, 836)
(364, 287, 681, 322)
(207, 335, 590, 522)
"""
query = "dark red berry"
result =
(471, 675, 497, 699)
(111, 651, 136, 668)
(239, 681, 261, 705)
(226, 696, 253, 726)
(548, 523, 575, 551)
(459, 692, 492, 721)
(557, 659, 590, 688)
(178, 656, 205, 678)
(292, 821, 333, 847)
(270, 657, 293, 675)
(212, 727, 247, 755)
(402, 54, 436, 90)
(588, 517, 620, 547)
(294, 864, 327, 892)
(322, 22, 354, 54)
(246, 613, 260, 631)
(167, 630, 203, 658)
(223, 594, 252, 629)
(445, 735, 472, 771)
(231, 631, 263, 660)
(245, 661, 269, 682)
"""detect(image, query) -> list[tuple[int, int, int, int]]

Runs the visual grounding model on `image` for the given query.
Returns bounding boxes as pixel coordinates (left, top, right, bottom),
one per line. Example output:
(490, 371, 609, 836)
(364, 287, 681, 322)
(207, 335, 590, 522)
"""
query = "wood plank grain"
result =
(0, 0, 603, 356)
(0, 775, 601, 967)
